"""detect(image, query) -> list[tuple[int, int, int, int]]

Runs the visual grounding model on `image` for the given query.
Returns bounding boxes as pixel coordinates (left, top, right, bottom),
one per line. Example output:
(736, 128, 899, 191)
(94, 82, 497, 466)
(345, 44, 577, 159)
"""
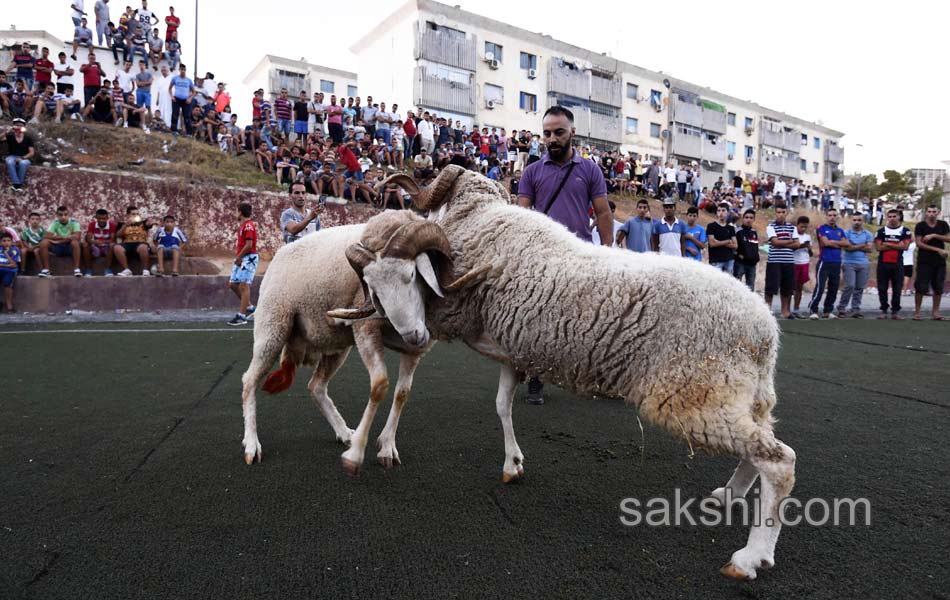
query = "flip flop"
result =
(912, 315, 922, 321)
(933, 315, 947, 321)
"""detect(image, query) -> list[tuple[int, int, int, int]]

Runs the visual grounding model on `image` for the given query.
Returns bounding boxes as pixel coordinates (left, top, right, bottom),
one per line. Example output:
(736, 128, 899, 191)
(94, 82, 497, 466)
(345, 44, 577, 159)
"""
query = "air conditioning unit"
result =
(744, 127, 754, 136)
(727, 154, 735, 160)
(527, 68, 537, 79)
(653, 103, 663, 113)
(745, 157, 753, 165)
(489, 59, 499, 70)
(483, 51, 495, 62)
(485, 99, 496, 109)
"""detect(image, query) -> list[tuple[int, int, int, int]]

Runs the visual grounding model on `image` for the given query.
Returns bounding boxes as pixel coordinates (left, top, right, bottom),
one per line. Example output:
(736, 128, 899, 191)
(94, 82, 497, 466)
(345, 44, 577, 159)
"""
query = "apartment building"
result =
(243, 55, 358, 102)
(351, 0, 845, 189)
(908, 168, 947, 194)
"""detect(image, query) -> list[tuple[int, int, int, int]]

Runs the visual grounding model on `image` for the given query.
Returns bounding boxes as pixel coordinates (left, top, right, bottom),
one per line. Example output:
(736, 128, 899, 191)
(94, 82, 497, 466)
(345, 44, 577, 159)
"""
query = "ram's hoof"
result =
(720, 561, 754, 581)
(341, 457, 361, 476)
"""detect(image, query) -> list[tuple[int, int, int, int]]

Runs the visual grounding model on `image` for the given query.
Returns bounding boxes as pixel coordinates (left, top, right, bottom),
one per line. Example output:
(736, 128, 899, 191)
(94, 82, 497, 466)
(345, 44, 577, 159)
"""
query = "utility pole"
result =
(193, 0, 198, 77)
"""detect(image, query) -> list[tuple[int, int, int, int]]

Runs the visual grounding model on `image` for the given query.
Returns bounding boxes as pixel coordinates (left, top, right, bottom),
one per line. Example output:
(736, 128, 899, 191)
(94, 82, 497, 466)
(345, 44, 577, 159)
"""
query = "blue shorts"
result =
(294, 121, 308, 135)
(344, 169, 364, 182)
(229, 253, 258, 284)
(136, 89, 152, 109)
(378, 129, 391, 144)
(50, 243, 73, 257)
(160, 245, 180, 258)
(0, 269, 16, 288)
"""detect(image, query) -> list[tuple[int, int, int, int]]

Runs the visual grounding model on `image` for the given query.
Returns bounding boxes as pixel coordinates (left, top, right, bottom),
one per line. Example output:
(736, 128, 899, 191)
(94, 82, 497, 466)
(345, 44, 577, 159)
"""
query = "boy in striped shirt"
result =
(764, 202, 800, 318)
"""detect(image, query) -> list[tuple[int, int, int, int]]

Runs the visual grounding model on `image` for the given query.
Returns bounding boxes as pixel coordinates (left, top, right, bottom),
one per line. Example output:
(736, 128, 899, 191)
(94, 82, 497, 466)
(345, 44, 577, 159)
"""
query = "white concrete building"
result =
(351, 0, 845, 189)
(908, 168, 947, 194)
(243, 55, 358, 102)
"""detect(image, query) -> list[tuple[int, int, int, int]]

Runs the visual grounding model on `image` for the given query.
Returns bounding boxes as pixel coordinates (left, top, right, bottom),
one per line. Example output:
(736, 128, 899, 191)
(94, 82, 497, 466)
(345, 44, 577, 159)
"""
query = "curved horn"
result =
(345, 242, 376, 299)
(326, 302, 377, 321)
(380, 220, 453, 261)
(378, 165, 466, 211)
(444, 264, 492, 292)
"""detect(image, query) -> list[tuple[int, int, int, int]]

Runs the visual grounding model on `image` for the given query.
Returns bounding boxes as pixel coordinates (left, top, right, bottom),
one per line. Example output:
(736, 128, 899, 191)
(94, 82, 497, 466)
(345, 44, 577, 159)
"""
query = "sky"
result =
(5, 0, 948, 178)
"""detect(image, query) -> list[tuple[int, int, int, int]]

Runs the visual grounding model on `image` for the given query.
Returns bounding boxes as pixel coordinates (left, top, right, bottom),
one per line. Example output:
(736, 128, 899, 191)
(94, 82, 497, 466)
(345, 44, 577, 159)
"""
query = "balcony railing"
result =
(702, 138, 727, 164)
(702, 109, 727, 134)
(671, 133, 727, 164)
(268, 72, 310, 98)
(547, 63, 621, 107)
(415, 29, 477, 71)
(825, 144, 844, 164)
(759, 124, 784, 149)
(572, 109, 622, 144)
(760, 154, 801, 179)
(782, 130, 801, 152)
(672, 98, 702, 128)
(413, 66, 475, 115)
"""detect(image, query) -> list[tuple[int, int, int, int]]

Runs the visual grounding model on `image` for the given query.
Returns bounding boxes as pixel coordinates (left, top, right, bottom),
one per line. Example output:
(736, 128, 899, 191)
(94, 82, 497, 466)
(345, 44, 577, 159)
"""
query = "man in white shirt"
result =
(773, 177, 787, 202)
(115, 59, 136, 95)
(793, 215, 813, 317)
(308, 92, 325, 135)
(71, 0, 86, 27)
(416, 112, 435, 154)
(136, 0, 155, 29)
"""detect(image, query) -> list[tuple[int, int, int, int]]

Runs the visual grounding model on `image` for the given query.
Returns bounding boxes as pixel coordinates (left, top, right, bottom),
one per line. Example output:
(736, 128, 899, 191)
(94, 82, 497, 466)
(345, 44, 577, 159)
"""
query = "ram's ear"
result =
(415, 253, 444, 298)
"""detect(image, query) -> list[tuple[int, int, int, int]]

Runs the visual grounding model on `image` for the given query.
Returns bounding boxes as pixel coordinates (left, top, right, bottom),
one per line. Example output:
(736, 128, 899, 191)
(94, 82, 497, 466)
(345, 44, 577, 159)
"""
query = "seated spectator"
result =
(0, 71, 12, 116)
(5, 79, 34, 120)
(28, 84, 59, 123)
(121, 94, 151, 132)
(148, 28, 164, 69)
(152, 215, 187, 276)
(81, 85, 117, 123)
(72, 17, 94, 61)
(54, 85, 82, 122)
(150, 109, 169, 132)
(217, 123, 233, 152)
(5, 118, 36, 192)
(108, 22, 128, 65)
(0, 232, 20, 312)
(315, 161, 343, 198)
(0, 216, 22, 266)
(19, 212, 45, 273)
(38, 206, 83, 277)
(82, 208, 116, 276)
(114, 205, 153, 276)
(254, 138, 273, 173)
(129, 22, 149, 67)
(413, 147, 433, 181)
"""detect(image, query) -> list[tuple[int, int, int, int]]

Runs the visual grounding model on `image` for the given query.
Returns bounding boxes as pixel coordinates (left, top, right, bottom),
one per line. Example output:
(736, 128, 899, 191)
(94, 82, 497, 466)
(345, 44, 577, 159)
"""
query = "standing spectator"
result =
(307, 91, 325, 135)
(682, 206, 707, 261)
(152, 64, 172, 126)
(152, 214, 187, 276)
(71, 0, 87, 27)
(164, 6, 180, 41)
(0, 217, 21, 269)
(617, 199, 655, 253)
(734, 209, 760, 291)
(165, 30, 181, 70)
(136, 0, 156, 29)
(212, 82, 230, 114)
(38, 206, 83, 277)
(764, 202, 799, 319)
(375, 101, 393, 144)
(676, 165, 688, 201)
(115, 59, 136, 97)
(792, 216, 812, 317)
(874, 209, 911, 320)
(902, 239, 917, 295)
(837, 213, 874, 318)
(79, 52, 103, 106)
(292, 90, 309, 142)
(228, 203, 258, 326)
(652, 199, 686, 256)
(94, 0, 111, 46)
(807, 208, 846, 319)
(325, 94, 344, 143)
(590, 200, 623, 247)
(33, 47, 54, 93)
(19, 212, 46, 273)
(913, 205, 950, 320)
(273, 88, 293, 139)
(114, 205, 152, 276)
(281, 183, 323, 243)
(5, 118, 35, 192)
(516, 105, 611, 404)
(360, 95, 377, 139)
(707, 203, 737, 273)
(134, 60, 153, 110)
(416, 112, 434, 154)
(82, 208, 116, 276)
(53, 52, 75, 94)
(168, 63, 194, 134)
(0, 232, 20, 312)
(72, 18, 94, 63)
(8, 43, 35, 93)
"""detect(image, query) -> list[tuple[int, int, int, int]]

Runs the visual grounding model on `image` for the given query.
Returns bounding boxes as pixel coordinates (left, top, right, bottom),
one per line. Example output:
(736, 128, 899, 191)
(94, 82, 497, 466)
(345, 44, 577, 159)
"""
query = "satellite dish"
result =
(663, 78, 671, 89)
(661, 129, 670, 139)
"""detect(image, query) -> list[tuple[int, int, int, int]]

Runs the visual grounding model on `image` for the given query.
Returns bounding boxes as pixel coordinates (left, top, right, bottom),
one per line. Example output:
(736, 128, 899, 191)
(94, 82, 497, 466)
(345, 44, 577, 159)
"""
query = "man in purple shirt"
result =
(516, 105, 611, 404)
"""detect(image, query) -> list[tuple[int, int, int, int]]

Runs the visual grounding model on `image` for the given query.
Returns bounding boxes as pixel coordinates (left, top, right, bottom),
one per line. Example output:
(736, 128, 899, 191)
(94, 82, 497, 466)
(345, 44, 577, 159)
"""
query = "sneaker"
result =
(851, 312, 864, 319)
(84, 269, 93, 277)
(123, 122, 129, 129)
(143, 126, 151, 135)
(115, 117, 123, 127)
(29, 117, 40, 125)
(73, 269, 83, 277)
(71, 113, 80, 121)
(526, 377, 545, 405)
(228, 314, 248, 326)
(117, 268, 133, 277)
(245, 304, 256, 317)
(141, 269, 150, 277)
(823, 312, 837, 319)
(38, 269, 51, 278)
(150, 264, 159, 275)
(104, 269, 114, 277)
(155, 271, 163, 277)
(808, 312, 819, 320)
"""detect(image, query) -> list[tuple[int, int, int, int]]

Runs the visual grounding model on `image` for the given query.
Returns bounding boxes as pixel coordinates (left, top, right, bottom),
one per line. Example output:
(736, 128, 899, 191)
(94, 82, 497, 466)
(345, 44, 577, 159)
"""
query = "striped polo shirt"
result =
(766, 221, 796, 264)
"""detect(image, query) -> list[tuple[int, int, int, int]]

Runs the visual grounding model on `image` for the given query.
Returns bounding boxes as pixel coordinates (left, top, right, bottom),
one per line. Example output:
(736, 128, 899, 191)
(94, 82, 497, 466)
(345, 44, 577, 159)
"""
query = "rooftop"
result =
(243, 54, 358, 86)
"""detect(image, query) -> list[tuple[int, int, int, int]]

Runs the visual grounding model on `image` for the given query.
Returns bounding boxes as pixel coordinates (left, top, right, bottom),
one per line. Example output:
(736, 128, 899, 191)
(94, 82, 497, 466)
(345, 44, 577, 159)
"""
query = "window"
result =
(485, 83, 504, 105)
(801, 159, 807, 171)
(650, 122, 661, 138)
(813, 137, 821, 149)
(813, 162, 819, 174)
(650, 89, 663, 107)
(426, 22, 466, 40)
(801, 133, 808, 146)
(727, 141, 736, 158)
(744, 116, 753, 129)
(319, 79, 334, 93)
(727, 112, 736, 126)
(485, 41, 503, 63)
(276, 69, 306, 94)
(625, 117, 638, 134)
(519, 92, 537, 112)
(347, 85, 358, 97)
(744, 145, 754, 158)
(519, 52, 537, 70)
(626, 82, 639, 100)
(676, 123, 702, 137)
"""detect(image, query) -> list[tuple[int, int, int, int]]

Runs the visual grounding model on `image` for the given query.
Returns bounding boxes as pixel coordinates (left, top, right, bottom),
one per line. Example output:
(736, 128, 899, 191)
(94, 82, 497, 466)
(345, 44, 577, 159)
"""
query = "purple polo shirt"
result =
(518, 151, 607, 242)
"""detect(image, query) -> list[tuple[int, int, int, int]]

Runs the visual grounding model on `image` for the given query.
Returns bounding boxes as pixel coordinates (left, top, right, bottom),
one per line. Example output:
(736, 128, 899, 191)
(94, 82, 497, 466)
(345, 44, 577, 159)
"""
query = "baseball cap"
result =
(12, 118, 26, 125)
(662, 198, 676, 206)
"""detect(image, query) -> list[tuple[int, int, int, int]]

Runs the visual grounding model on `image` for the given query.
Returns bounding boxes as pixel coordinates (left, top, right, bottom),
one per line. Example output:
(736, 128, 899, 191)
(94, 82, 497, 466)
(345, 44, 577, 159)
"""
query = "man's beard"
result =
(548, 138, 571, 161)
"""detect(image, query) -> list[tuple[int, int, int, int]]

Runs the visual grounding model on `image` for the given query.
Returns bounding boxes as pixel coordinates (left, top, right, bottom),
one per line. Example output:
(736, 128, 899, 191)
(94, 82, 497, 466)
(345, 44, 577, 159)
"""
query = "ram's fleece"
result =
(361, 166, 794, 581)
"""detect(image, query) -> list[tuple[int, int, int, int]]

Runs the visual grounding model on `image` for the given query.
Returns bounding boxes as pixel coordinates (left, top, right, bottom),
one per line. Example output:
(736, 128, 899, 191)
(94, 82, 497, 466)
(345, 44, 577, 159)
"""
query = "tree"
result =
(877, 170, 914, 198)
(845, 174, 878, 199)
(921, 187, 944, 206)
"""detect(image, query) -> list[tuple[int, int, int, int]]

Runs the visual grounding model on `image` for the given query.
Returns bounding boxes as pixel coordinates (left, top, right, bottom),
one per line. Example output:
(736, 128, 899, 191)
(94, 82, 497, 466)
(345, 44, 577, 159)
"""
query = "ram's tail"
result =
(262, 353, 296, 394)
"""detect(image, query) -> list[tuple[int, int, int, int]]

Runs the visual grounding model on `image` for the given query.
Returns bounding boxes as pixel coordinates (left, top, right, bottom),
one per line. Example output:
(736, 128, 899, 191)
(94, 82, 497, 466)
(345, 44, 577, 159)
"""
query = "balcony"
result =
(268, 72, 309, 98)
(670, 133, 727, 164)
(702, 138, 727, 164)
(672, 98, 702, 128)
(825, 144, 844, 164)
(781, 130, 801, 152)
(547, 63, 621, 107)
(760, 154, 801, 179)
(759, 124, 784, 149)
(413, 66, 475, 115)
(572, 109, 622, 144)
(415, 29, 476, 71)
(702, 109, 727, 134)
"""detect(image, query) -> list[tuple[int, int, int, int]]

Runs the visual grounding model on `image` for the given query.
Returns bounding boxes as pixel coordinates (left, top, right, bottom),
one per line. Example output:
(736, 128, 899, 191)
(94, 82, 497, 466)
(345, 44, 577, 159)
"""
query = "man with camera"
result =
(4, 118, 35, 192)
(281, 182, 324, 244)
(81, 84, 117, 123)
(114, 205, 153, 276)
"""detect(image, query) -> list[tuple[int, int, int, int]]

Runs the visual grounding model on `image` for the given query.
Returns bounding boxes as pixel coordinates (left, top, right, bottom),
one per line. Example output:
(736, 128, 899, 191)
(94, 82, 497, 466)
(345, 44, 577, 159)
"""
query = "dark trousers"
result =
(877, 263, 903, 314)
(171, 97, 191, 133)
(112, 39, 129, 63)
(808, 260, 841, 315)
(734, 262, 757, 292)
(83, 85, 99, 107)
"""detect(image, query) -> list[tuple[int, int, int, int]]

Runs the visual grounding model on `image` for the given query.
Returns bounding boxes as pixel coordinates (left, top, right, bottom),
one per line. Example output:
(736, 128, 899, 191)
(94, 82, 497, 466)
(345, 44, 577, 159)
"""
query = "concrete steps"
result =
(23, 254, 225, 276)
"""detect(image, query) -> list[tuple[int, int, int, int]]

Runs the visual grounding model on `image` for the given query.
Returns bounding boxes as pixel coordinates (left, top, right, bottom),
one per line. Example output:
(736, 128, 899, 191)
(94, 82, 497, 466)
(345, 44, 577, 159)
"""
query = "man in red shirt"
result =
(164, 6, 180, 41)
(82, 208, 116, 276)
(228, 202, 258, 326)
(79, 52, 103, 106)
(33, 47, 54, 93)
